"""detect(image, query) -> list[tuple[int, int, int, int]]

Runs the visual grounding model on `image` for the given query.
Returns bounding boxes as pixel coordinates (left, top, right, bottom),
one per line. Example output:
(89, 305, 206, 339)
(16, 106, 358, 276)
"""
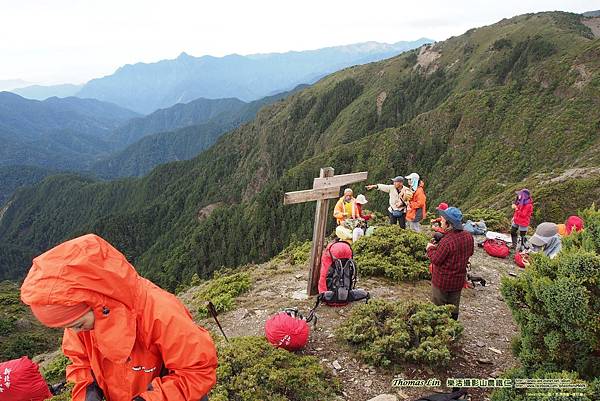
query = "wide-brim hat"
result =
(355, 194, 368, 204)
(438, 207, 464, 230)
(530, 222, 558, 246)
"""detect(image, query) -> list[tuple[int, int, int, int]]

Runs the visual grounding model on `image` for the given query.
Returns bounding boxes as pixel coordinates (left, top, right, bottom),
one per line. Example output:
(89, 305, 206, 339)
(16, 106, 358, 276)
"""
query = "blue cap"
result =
(391, 176, 404, 183)
(438, 207, 464, 230)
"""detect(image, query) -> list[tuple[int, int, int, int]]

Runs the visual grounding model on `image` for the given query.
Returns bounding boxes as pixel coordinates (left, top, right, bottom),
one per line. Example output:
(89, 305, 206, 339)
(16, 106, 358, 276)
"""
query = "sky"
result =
(0, 0, 598, 85)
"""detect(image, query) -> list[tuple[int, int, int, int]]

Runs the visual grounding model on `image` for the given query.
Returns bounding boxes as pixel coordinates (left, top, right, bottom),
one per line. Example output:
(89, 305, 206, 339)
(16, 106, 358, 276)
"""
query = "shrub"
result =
(48, 384, 74, 401)
(275, 240, 311, 265)
(353, 225, 430, 282)
(42, 353, 70, 384)
(562, 205, 600, 254)
(463, 208, 510, 232)
(194, 272, 252, 318)
(336, 300, 463, 367)
(500, 206, 600, 379)
(209, 336, 340, 401)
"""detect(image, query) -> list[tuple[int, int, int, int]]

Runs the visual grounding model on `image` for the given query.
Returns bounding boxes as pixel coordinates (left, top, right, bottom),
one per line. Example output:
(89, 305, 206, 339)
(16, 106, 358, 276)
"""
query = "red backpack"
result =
(483, 239, 510, 259)
(0, 357, 52, 401)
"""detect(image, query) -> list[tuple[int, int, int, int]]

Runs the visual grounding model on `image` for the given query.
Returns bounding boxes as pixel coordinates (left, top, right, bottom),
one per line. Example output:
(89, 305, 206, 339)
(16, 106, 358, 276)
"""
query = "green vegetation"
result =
(193, 272, 252, 318)
(274, 240, 311, 265)
(336, 300, 463, 367)
(0, 281, 62, 360)
(463, 208, 511, 232)
(42, 353, 70, 384)
(210, 336, 340, 401)
(48, 384, 74, 401)
(495, 206, 600, 399)
(0, 165, 56, 206)
(353, 225, 430, 281)
(1, 12, 599, 294)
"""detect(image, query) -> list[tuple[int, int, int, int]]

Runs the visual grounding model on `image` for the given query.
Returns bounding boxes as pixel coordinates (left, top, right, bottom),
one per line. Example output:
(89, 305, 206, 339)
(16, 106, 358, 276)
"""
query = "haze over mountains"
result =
(9, 39, 432, 114)
(1, 11, 598, 289)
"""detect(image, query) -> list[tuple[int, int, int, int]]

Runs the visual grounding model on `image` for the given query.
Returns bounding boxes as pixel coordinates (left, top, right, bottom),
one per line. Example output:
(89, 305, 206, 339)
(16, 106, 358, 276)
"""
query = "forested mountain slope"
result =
(1, 12, 599, 289)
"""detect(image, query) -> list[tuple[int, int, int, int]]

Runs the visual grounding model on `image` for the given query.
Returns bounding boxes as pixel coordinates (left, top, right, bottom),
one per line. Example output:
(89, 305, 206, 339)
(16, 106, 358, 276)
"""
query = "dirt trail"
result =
(182, 240, 522, 401)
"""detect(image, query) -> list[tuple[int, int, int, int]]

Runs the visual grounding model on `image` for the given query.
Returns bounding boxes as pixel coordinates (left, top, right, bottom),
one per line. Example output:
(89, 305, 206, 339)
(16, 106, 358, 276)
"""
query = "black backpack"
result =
(321, 240, 369, 304)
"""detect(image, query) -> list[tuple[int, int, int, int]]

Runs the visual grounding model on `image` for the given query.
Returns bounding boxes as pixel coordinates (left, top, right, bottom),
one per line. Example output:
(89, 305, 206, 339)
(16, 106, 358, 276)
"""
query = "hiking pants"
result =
(407, 220, 421, 232)
(511, 224, 527, 249)
(431, 285, 462, 320)
(389, 211, 406, 228)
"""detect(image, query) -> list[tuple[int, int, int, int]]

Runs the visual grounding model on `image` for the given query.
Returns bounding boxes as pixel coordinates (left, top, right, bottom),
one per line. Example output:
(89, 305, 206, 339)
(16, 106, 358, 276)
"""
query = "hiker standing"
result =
(511, 189, 534, 251)
(405, 173, 427, 232)
(333, 188, 359, 225)
(426, 207, 474, 320)
(366, 176, 411, 228)
(20, 234, 217, 401)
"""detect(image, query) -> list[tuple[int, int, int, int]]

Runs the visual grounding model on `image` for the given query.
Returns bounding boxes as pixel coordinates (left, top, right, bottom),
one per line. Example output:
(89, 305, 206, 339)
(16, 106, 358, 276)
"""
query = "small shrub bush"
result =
(353, 225, 430, 282)
(42, 353, 70, 384)
(500, 206, 600, 381)
(336, 300, 463, 367)
(275, 240, 311, 265)
(210, 336, 340, 401)
(194, 272, 252, 318)
(463, 208, 510, 232)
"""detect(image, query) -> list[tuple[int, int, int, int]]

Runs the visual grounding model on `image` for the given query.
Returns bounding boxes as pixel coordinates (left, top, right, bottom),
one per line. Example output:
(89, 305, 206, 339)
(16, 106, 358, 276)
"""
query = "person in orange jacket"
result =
(20, 234, 218, 401)
(405, 173, 427, 232)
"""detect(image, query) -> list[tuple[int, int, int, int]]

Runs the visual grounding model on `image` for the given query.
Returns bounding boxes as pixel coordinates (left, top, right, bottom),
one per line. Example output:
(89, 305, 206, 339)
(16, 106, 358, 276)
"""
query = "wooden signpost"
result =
(284, 167, 368, 296)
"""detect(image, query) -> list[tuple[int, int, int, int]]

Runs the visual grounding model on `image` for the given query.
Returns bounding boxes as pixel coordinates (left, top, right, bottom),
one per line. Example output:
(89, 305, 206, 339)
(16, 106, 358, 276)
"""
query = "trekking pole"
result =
(207, 301, 229, 343)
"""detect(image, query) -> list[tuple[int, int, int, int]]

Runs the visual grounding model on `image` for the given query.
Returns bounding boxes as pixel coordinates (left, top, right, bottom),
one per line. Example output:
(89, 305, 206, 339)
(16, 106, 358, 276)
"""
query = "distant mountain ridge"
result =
(11, 84, 83, 100)
(0, 92, 139, 170)
(93, 86, 305, 178)
(76, 39, 433, 113)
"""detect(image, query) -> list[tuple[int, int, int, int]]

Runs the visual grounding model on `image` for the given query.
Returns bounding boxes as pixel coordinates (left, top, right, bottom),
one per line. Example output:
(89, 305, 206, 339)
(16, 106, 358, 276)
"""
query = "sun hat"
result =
(355, 194, 368, 204)
(438, 207, 464, 230)
(530, 222, 559, 247)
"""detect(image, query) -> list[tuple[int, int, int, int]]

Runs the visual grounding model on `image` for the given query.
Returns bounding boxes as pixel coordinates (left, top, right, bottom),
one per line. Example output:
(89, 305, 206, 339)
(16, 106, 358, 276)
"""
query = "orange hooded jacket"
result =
(406, 181, 427, 222)
(20, 234, 218, 401)
(333, 196, 359, 225)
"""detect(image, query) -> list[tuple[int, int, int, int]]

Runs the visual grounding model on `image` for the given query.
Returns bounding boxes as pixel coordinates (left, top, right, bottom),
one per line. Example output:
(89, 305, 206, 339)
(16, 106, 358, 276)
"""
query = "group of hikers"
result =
(10, 174, 587, 401)
(333, 173, 428, 242)
(332, 177, 585, 322)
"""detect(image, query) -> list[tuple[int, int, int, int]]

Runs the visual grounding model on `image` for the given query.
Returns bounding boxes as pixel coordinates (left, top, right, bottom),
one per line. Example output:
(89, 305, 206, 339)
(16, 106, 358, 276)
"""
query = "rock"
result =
(364, 379, 373, 387)
(476, 358, 493, 364)
(233, 308, 249, 320)
(332, 360, 342, 370)
(488, 347, 502, 354)
(327, 333, 335, 339)
(295, 273, 303, 279)
(490, 370, 503, 378)
(476, 341, 485, 347)
(367, 395, 398, 401)
(396, 390, 410, 400)
(316, 347, 323, 351)
(291, 289, 308, 300)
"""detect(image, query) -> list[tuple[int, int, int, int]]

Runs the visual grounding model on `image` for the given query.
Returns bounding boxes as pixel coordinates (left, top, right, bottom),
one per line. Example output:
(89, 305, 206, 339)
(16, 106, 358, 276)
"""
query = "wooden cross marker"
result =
(284, 167, 368, 296)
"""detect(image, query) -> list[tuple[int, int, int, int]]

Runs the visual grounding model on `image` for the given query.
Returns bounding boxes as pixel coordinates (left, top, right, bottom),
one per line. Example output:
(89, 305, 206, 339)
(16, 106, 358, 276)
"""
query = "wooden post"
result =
(307, 167, 334, 295)
(283, 168, 368, 296)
